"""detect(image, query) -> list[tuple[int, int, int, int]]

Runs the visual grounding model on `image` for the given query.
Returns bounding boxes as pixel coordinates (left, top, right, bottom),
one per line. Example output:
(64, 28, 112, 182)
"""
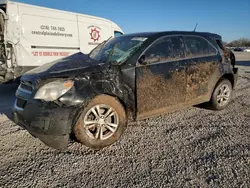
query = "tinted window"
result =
(144, 36, 184, 64)
(114, 31, 123, 37)
(216, 39, 224, 50)
(183, 36, 217, 57)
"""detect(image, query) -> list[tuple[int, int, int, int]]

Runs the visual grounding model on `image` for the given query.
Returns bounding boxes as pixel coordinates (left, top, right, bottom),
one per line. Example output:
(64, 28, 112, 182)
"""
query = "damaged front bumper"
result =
(13, 93, 79, 149)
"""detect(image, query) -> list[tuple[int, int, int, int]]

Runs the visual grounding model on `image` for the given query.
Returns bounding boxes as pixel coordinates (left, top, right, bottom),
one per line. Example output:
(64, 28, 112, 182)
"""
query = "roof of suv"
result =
(122, 31, 222, 40)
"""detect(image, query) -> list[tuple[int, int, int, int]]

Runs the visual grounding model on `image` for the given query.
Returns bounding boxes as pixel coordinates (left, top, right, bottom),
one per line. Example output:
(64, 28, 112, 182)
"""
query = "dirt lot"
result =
(0, 52, 250, 188)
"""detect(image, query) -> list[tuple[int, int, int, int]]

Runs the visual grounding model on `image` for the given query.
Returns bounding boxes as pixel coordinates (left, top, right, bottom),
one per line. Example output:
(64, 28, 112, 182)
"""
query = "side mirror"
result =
(138, 55, 147, 65)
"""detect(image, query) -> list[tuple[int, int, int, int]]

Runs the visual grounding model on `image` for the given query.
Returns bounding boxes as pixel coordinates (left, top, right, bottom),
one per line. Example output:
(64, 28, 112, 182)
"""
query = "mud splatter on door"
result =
(186, 58, 219, 101)
(136, 60, 187, 116)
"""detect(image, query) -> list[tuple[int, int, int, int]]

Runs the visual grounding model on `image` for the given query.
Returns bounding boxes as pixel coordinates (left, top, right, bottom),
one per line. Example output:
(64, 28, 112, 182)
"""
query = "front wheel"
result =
(74, 95, 127, 150)
(210, 79, 233, 110)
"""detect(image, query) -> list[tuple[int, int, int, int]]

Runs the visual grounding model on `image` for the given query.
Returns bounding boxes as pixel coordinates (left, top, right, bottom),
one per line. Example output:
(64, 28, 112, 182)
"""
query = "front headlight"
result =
(34, 80, 74, 101)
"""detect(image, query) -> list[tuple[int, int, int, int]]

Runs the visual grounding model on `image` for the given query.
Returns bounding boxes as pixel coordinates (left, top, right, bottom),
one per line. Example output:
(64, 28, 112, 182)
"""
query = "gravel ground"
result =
(0, 52, 250, 188)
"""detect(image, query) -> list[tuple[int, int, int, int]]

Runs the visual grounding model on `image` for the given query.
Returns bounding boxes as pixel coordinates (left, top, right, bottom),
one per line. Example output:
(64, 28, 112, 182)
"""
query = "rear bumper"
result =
(13, 99, 79, 149)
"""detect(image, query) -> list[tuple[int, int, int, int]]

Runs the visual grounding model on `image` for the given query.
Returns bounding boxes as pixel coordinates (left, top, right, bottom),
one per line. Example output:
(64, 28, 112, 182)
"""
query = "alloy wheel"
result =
(83, 104, 119, 140)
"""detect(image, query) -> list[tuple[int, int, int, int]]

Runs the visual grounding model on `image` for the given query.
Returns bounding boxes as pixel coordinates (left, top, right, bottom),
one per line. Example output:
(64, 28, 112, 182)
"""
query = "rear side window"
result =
(183, 36, 217, 58)
(144, 36, 184, 64)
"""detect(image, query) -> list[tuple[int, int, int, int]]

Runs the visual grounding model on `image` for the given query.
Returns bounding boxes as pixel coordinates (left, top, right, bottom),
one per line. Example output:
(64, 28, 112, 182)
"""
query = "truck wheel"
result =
(74, 95, 127, 150)
(210, 79, 232, 110)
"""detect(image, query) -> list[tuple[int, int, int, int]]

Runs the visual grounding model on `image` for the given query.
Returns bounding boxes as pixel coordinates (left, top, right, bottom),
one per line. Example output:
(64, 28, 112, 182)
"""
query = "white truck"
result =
(0, 0, 123, 83)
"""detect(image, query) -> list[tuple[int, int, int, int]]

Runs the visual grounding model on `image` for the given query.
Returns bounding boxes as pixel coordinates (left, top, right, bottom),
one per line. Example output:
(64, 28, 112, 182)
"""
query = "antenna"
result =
(193, 23, 198, 32)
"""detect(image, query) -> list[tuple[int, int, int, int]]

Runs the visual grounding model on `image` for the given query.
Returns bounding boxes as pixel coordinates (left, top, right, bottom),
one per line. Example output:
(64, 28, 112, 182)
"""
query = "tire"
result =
(74, 95, 127, 150)
(210, 79, 232, 110)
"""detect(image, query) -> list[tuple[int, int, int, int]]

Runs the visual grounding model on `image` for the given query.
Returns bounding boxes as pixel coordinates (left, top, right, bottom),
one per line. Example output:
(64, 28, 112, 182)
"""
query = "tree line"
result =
(224, 38, 250, 47)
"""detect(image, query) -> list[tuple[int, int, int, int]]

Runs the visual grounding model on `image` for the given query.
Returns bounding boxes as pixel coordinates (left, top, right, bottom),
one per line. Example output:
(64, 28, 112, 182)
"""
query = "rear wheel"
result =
(210, 79, 232, 110)
(74, 95, 127, 150)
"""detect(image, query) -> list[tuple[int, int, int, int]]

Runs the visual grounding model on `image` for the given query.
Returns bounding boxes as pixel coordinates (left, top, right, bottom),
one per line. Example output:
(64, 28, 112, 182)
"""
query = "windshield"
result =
(89, 36, 148, 64)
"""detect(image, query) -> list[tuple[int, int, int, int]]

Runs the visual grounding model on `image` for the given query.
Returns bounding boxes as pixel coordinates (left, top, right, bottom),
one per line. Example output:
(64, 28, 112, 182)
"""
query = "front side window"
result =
(89, 36, 147, 64)
(114, 31, 123, 37)
(183, 36, 217, 58)
(143, 36, 184, 64)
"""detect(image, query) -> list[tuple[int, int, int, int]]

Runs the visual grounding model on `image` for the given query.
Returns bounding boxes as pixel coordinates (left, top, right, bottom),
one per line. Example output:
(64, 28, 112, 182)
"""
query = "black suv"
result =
(13, 31, 238, 150)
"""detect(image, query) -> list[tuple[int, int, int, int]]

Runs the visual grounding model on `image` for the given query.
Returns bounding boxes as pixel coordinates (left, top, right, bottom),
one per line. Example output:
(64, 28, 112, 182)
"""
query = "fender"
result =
(59, 66, 136, 121)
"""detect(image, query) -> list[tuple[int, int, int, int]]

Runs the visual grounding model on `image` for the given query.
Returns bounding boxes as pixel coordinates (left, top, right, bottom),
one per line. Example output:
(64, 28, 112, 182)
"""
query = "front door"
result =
(182, 35, 220, 102)
(136, 36, 187, 119)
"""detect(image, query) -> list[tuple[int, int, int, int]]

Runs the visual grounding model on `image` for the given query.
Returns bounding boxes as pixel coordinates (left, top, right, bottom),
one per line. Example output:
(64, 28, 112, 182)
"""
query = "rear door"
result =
(182, 35, 219, 102)
(136, 35, 187, 118)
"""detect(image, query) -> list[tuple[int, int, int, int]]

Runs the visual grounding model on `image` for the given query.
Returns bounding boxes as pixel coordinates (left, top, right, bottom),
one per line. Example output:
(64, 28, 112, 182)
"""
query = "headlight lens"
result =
(34, 80, 74, 101)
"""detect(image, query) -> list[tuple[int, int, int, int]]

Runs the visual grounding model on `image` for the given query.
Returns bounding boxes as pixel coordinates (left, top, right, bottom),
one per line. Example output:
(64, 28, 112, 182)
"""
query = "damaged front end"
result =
(12, 52, 135, 149)
(13, 79, 81, 149)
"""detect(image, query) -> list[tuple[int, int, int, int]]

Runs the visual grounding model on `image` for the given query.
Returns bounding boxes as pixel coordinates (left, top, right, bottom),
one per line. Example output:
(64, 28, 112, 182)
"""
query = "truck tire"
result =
(210, 79, 232, 110)
(74, 95, 127, 150)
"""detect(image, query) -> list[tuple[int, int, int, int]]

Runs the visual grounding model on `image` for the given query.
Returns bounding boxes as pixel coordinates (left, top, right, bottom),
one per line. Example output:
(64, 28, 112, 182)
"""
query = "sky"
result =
(15, 0, 250, 42)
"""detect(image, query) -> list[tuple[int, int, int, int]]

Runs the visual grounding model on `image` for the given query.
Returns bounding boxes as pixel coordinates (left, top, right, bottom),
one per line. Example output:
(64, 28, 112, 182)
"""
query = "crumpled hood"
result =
(24, 52, 106, 77)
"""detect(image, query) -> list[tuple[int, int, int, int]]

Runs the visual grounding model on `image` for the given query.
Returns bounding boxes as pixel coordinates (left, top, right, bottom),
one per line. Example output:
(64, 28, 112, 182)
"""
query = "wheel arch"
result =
(102, 93, 135, 121)
(73, 93, 128, 149)
(220, 73, 235, 89)
(209, 73, 235, 101)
